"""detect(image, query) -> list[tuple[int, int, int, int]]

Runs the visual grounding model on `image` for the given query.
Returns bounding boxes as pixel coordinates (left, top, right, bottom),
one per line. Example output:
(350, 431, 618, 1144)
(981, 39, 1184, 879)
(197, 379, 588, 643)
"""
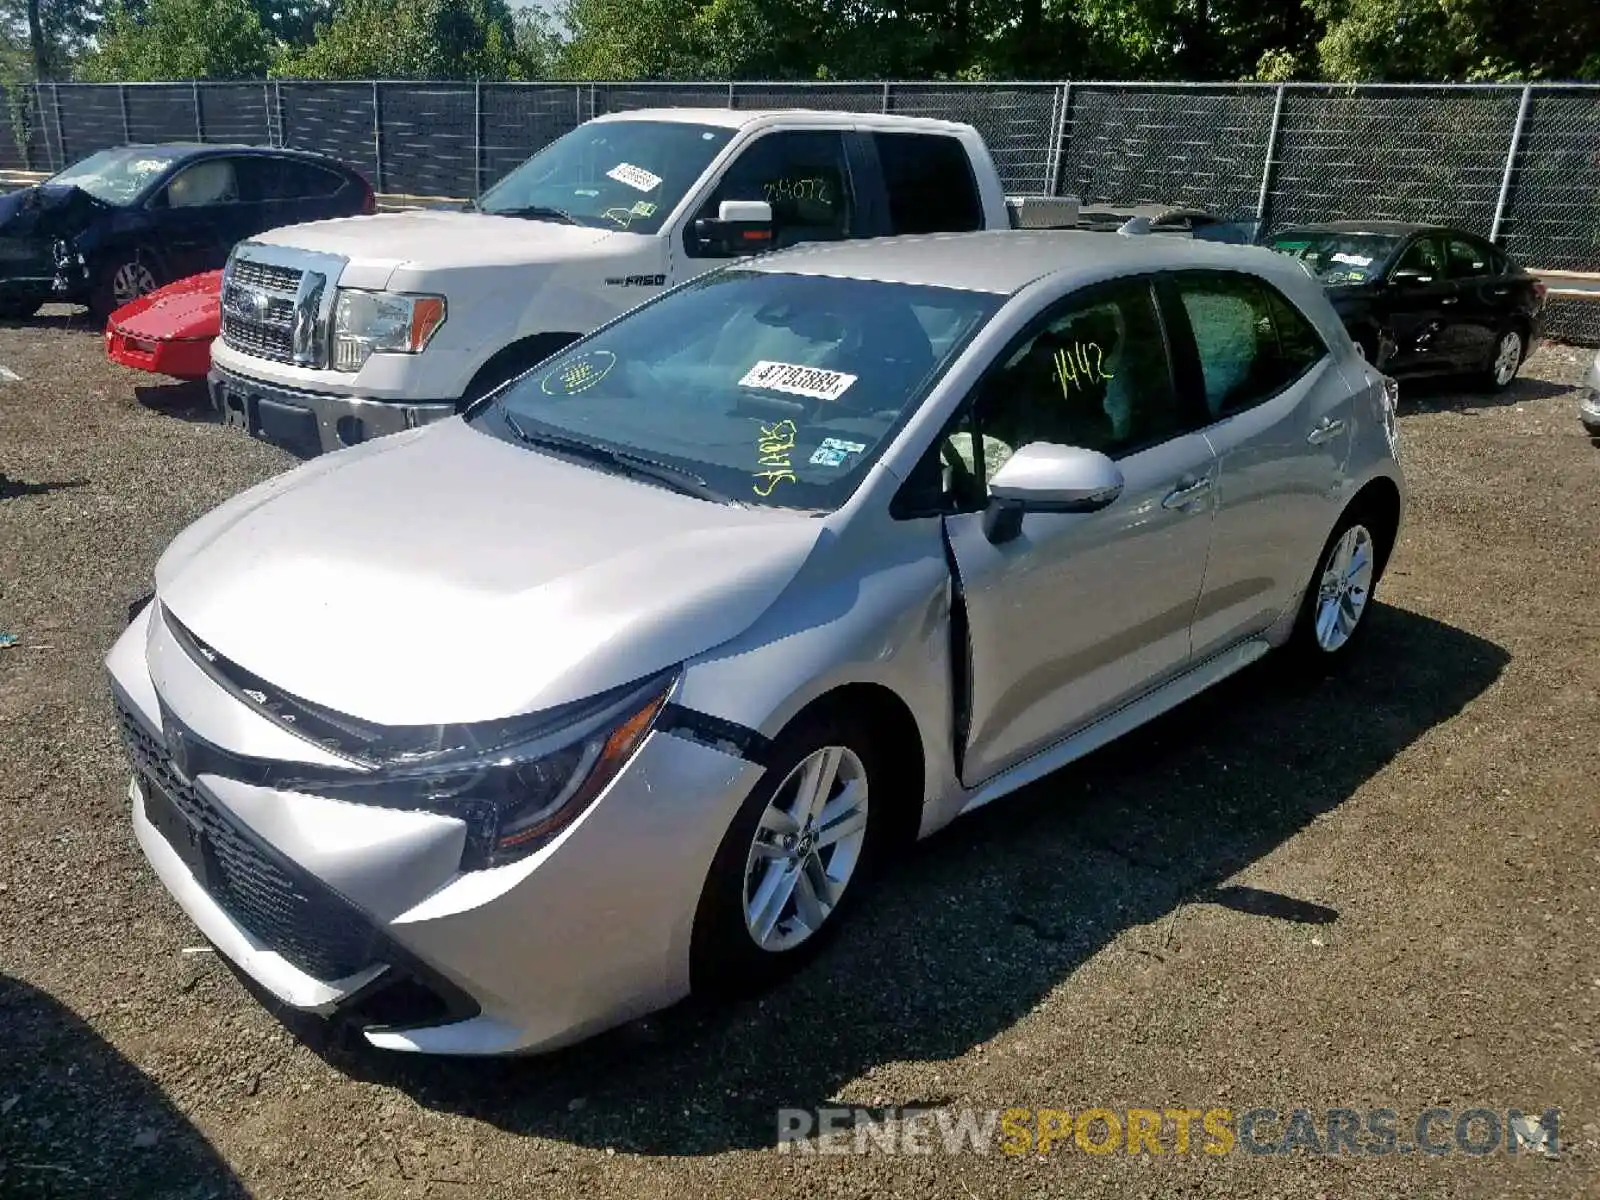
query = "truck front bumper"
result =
(209, 366, 458, 458)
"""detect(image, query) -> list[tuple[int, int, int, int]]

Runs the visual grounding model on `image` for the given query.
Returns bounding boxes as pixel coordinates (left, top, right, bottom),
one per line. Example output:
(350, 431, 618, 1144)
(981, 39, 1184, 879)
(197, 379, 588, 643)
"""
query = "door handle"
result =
(1307, 416, 1347, 445)
(1161, 478, 1212, 510)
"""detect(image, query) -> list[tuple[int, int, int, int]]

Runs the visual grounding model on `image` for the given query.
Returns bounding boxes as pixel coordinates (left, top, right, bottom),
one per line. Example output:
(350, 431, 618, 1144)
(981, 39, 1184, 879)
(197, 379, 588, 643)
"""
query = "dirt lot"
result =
(1, 311, 1596, 1200)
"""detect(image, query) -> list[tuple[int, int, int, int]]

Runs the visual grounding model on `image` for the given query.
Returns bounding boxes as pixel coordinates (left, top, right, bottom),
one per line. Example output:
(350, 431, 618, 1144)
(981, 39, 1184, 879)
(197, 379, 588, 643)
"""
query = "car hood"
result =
(109, 269, 220, 340)
(0, 183, 103, 240)
(252, 210, 618, 274)
(154, 419, 825, 728)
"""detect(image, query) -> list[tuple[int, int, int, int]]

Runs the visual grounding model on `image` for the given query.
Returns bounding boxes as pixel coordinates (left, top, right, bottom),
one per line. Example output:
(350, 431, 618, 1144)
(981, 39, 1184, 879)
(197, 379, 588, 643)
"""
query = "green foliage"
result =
(77, 0, 275, 80)
(1311, 0, 1600, 81)
(274, 0, 525, 79)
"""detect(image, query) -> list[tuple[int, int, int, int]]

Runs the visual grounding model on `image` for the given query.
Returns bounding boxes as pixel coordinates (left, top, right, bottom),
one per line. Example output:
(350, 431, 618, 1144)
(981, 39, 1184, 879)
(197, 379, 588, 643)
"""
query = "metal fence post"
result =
(261, 82, 272, 145)
(573, 83, 582, 126)
(728, 81, 736, 109)
(1045, 82, 1070, 197)
(371, 81, 383, 192)
(193, 80, 203, 141)
(473, 80, 484, 198)
(50, 82, 64, 170)
(119, 84, 131, 145)
(273, 79, 284, 147)
(1490, 84, 1533, 244)
(588, 82, 596, 121)
(882, 82, 891, 114)
(1254, 84, 1287, 236)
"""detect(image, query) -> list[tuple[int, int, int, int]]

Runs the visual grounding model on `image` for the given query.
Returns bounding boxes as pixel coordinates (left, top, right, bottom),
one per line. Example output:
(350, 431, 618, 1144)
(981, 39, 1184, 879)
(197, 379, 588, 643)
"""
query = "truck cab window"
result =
(872, 132, 982, 235)
(691, 131, 854, 255)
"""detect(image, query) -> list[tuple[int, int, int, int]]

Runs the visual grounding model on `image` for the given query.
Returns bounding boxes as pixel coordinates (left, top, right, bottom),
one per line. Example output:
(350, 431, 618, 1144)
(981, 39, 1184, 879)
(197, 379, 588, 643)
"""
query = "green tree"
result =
(1311, 0, 1600, 81)
(77, 0, 275, 80)
(277, 0, 522, 78)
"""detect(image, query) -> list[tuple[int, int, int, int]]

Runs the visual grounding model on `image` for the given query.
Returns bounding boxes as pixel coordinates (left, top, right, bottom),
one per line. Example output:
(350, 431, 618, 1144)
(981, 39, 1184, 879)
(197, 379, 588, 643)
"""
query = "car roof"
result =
(1271, 219, 1462, 238)
(589, 107, 974, 136)
(102, 142, 349, 166)
(742, 230, 1310, 295)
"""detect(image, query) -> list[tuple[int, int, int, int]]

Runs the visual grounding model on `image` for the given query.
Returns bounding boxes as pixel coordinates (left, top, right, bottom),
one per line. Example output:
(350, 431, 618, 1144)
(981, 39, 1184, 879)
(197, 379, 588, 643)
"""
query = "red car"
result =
(105, 270, 221, 381)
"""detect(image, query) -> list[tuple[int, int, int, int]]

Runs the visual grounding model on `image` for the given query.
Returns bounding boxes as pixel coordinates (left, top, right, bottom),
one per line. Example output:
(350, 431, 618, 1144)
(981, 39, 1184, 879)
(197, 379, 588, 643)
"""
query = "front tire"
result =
(690, 713, 881, 998)
(90, 253, 160, 320)
(1286, 509, 1384, 671)
(1480, 328, 1525, 393)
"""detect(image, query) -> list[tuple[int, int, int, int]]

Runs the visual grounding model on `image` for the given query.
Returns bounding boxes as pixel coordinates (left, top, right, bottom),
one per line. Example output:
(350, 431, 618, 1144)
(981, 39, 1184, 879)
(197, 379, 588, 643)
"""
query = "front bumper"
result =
(108, 603, 764, 1055)
(209, 365, 457, 458)
(107, 326, 211, 381)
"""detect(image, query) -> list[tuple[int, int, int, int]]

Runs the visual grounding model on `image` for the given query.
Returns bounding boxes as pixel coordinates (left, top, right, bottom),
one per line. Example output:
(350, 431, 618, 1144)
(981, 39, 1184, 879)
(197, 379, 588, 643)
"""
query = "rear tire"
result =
(1479, 328, 1525, 393)
(1285, 507, 1386, 674)
(690, 711, 883, 999)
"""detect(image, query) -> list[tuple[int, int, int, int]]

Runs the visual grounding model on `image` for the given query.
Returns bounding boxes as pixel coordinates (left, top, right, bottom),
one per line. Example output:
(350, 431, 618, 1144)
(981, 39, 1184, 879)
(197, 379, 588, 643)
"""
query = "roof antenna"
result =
(1117, 216, 1153, 237)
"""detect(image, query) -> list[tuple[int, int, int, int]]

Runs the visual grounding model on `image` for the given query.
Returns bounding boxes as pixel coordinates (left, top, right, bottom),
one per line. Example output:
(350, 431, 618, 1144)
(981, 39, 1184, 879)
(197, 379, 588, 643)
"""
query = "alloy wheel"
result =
(1493, 332, 1522, 387)
(743, 744, 869, 953)
(112, 260, 157, 307)
(1315, 523, 1375, 652)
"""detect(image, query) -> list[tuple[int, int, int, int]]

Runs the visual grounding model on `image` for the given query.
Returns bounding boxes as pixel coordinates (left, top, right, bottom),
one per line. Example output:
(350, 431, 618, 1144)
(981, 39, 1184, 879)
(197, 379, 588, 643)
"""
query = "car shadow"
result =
(283, 603, 1506, 1156)
(0, 974, 248, 1198)
(134, 381, 219, 426)
(0, 475, 88, 501)
(1398, 372, 1572, 412)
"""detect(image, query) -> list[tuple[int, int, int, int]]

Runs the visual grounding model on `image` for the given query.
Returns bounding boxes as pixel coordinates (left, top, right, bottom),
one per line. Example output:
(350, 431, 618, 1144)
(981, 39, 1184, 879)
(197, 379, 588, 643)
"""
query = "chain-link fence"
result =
(1, 79, 1595, 341)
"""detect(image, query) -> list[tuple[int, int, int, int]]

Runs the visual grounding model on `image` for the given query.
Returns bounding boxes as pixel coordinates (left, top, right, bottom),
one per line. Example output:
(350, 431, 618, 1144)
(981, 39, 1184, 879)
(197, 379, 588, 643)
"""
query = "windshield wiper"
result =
(497, 405, 738, 505)
(483, 204, 582, 226)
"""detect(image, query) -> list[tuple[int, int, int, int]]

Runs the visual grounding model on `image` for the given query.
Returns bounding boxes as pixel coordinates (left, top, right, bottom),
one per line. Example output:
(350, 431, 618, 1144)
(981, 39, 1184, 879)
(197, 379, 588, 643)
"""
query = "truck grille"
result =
(221, 258, 305, 365)
(115, 695, 382, 983)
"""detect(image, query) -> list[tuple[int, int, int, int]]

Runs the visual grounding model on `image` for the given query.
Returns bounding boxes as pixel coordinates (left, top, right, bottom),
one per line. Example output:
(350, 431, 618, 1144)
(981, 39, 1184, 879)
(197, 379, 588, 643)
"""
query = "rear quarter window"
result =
(872, 132, 983, 236)
(277, 160, 349, 199)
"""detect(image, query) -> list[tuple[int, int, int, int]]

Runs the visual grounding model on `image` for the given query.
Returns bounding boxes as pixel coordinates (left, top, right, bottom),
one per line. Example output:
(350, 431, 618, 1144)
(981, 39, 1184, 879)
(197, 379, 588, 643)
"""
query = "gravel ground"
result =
(1, 312, 1597, 1200)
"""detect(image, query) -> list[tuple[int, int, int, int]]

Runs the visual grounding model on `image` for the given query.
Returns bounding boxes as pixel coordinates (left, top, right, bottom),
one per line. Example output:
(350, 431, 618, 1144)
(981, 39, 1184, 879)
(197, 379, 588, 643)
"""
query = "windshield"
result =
(49, 147, 181, 205)
(476, 120, 735, 234)
(473, 270, 1002, 511)
(1266, 232, 1402, 285)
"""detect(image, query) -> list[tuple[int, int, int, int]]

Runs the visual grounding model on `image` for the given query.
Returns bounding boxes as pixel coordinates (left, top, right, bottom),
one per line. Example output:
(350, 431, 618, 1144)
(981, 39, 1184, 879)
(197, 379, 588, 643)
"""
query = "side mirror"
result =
(982, 442, 1124, 544)
(1389, 267, 1432, 287)
(693, 199, 773, 257)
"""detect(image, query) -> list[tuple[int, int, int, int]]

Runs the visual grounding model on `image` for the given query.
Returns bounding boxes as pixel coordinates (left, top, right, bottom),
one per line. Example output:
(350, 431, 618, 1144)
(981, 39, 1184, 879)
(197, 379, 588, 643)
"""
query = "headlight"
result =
(296, 670, 675, 869)
(330, 289, 447, 373)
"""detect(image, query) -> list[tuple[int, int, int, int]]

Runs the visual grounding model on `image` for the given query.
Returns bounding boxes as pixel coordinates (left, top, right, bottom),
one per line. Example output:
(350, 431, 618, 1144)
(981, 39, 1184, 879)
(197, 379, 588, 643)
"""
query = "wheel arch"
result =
(769, 681, 926, 855)
(459, 331, 582, 409)
(1344, 474, 1402, 581)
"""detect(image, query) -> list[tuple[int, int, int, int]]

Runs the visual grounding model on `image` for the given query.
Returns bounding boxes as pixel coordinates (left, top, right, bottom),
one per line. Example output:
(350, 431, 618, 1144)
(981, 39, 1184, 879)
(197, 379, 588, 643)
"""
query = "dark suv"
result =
(0, 143, 374, 319)
(1266, 221, 1547, 391)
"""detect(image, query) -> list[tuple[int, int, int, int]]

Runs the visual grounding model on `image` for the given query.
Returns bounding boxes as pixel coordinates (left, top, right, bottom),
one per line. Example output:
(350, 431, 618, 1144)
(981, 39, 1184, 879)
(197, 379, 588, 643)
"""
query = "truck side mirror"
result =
(693, 200, 773, 257)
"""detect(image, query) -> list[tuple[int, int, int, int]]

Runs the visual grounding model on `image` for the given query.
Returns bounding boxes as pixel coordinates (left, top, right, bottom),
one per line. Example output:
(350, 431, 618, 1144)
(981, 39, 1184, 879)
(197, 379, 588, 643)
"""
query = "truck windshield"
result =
(472, 269, 1002, 512)
(476, 120, 736, 235)
(50, 147, 182, 206)
(1266, 232, 1403, 285)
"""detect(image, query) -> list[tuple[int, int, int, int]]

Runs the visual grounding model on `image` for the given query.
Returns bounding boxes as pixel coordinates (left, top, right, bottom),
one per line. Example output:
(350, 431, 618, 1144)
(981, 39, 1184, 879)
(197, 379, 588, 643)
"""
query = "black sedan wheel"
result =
(1481, 329, 1525, 393)
(90, 254, 160, 320)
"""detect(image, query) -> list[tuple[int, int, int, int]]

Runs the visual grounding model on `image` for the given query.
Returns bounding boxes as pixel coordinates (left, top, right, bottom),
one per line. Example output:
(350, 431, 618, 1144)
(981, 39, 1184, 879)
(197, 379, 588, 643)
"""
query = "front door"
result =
(1382, 235, 1464, 373)
(939, 277, 1218, 785)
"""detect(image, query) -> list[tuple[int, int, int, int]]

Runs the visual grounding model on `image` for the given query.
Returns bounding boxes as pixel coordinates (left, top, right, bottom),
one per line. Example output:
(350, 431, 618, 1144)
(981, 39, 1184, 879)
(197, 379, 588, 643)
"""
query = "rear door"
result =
(939, 276, 1218, 783)
(1165, 270, 1348, 656)
(863, 130, 985, 237)
(1441, 233, 1508, 369)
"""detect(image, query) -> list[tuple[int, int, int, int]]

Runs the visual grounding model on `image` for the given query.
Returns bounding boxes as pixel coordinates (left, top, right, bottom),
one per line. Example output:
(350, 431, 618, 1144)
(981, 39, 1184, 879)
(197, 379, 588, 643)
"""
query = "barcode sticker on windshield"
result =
(739, 361, 857, 402)
(607, 163, 663, 192)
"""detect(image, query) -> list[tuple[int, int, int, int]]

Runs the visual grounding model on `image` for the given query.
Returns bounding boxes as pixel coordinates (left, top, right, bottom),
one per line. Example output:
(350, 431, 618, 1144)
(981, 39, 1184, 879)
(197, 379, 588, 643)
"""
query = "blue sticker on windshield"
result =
(808, 437, 866, 467)
(541, 350, 616, 395)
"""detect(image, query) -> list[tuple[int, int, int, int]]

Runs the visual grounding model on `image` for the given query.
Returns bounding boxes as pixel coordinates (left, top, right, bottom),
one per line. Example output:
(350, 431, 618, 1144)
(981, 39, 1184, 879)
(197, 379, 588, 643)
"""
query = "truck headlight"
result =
(330, 289, 447, 372)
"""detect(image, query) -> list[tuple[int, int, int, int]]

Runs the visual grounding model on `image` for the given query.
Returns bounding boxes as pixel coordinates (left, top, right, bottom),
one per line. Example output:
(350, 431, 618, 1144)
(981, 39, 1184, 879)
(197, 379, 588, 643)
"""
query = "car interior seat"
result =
(167, 160, 237, 208)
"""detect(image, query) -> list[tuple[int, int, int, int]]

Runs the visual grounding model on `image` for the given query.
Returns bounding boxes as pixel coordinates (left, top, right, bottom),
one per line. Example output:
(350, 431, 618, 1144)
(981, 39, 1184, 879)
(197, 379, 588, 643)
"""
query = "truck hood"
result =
(252, 211, 617, 274)
(154, 419, 823, 728)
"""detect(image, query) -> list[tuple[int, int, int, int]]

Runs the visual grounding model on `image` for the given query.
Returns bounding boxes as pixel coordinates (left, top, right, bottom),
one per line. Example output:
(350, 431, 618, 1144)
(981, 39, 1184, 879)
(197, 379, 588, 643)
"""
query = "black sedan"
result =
(0, 143, 373, 320)
(1265, 221, 1547, 391)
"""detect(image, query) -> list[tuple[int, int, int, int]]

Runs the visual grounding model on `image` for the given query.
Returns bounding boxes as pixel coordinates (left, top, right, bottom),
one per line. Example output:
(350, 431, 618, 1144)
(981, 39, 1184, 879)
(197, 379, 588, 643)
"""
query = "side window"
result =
(692, 131, 853, 255)
(1392, 236, 1446, 282)
(1445, 237, 1491, 279)
(273, 159, 347, 199)
(872, 132, 982, 235)
(164, 158, 240, 208)
(1176, 273, 1322, 419)
(940, 281, 1181, 502)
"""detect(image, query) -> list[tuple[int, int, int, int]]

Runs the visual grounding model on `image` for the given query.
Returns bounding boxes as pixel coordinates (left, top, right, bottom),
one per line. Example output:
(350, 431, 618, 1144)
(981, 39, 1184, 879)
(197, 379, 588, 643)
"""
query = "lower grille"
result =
(115, 695, 382, 982)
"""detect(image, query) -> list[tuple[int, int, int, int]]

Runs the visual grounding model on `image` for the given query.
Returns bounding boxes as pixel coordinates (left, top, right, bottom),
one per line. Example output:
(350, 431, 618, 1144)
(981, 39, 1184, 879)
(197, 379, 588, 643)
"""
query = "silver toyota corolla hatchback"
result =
(107, 230, 1404, 1056)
